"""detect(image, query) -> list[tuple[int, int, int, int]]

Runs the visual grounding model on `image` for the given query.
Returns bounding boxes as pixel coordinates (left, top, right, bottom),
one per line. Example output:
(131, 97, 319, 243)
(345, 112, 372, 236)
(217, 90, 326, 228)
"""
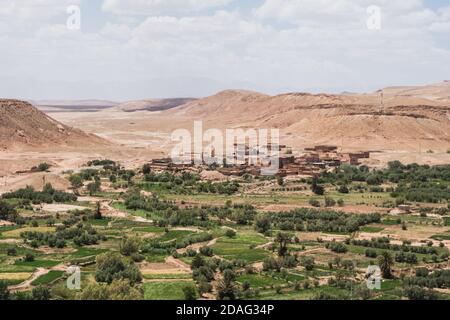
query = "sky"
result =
(0, 0, 449, 101)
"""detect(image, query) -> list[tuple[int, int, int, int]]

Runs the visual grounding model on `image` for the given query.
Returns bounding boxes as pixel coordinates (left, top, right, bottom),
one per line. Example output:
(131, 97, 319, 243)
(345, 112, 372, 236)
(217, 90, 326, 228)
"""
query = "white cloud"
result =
(0, 0, 80, 20)
(0, 0, 449, 100)
(102, 0, 234, 15)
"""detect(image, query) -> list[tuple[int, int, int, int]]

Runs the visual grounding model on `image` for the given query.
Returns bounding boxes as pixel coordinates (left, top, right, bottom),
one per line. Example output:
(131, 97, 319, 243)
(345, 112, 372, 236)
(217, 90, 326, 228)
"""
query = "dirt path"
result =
(101, 202, 129, 219)
(144, 279, 193, 283)
(255, 241, 273, 250)
(8, 268, 49, 292)
(165, 256, 191, 272)
(296, 247, 324, 256)
(7, 263, 69, 292)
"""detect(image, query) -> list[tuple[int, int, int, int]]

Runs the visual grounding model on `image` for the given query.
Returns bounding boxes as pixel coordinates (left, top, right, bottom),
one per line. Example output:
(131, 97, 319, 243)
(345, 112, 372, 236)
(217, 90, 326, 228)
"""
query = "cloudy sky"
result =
(0, 0, 449, 100)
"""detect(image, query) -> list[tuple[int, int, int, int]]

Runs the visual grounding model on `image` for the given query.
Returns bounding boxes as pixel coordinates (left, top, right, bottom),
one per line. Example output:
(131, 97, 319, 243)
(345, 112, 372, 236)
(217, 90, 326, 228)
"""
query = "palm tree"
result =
(378, 251, 394, 279)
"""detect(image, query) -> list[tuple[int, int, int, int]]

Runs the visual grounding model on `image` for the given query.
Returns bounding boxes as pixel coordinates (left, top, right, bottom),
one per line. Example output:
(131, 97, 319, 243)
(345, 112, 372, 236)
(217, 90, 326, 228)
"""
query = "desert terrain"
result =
(0, 82, 449, 301)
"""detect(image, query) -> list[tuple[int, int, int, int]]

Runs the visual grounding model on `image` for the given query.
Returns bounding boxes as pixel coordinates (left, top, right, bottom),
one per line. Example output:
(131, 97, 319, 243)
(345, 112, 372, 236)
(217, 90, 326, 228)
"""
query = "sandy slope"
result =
(0, 99, 108, 151)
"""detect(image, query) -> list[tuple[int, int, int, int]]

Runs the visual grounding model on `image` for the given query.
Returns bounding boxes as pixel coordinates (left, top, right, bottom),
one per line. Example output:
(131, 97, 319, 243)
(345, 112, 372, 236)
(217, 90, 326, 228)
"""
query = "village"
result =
(148, 144, 371, 177)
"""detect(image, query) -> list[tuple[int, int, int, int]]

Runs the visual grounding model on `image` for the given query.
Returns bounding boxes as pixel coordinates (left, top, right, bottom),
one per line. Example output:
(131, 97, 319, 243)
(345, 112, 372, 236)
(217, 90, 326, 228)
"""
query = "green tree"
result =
(0, 281, 10, 300)
(275, 232, 291, 256)
(217, 269, 238, 300)
(95, 252, 142, 285)
(119, 237, 141, 257)
(378, 251, 394, 279)
(255, 215, 271, 234)
(311, 177, 325, 195)
(142, 164, 152, 175)
(182, 285, 198, 300)
(77, 279, 143, 300)
(277, 176, 284, 186)
(94, 202, 102, 220)
(69, 175, 83, 190)
(32, 285, 51, 300)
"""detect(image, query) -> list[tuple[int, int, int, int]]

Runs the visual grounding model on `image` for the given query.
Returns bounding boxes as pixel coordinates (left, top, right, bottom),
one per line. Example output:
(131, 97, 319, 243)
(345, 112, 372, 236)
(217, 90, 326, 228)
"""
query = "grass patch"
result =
(237, 274, 285, 288)
(156, 230, 195, 242)
(360, 226, 384, 233)
(212, 232, 269, 262)
(0, 272, 32, 285)
(143, 281, 196, 300)
(443, 217, 450, 227)
(145, 254, 167, 263)
(111, 202, 156, 219)
(431, 234, 450, 241)
(70, 247, 107, 259)
(15, 259, 61, 268)
(381, 219, 401, 226)
(2, 226, 56, 238)
(133, 226, 166, 233)
(88, 218, 111, 227)
(31, 270, 65, 286)
(143, 273, 192, 280)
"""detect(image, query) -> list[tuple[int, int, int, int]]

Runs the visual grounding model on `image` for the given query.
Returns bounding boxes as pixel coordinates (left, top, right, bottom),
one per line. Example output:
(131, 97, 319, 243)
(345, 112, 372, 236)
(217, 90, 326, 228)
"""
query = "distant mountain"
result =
(33, 100, 119, 113)
(166, 83, 450, 152)
(380, 81, 450, 102)
(114, 98, 197, 112)
(0, 99, 108, 150)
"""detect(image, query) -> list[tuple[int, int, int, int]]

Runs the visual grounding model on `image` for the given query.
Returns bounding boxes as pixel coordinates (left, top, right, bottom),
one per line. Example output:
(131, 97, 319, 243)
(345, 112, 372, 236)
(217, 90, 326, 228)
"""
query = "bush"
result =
(0, 281, 10, 300)
(37, 163, 50, 172)
(0, 201, 18, 222)
(338, 185, 349, 194)
(300, 257, 315, 271)
(225, 229, 237, 238)
(32, 285, 51, 300)
(365, 249, 377, 258)
(324, 197, 336, 207)
(199, 246, 214, 257)
(309, 198, 321, 207)
(326, 241, 348, 253)
(24, 253, 35, 262)
(6, 247, 17, 256)
(95, 252, 142, 285)
(182, 285, 198, 300)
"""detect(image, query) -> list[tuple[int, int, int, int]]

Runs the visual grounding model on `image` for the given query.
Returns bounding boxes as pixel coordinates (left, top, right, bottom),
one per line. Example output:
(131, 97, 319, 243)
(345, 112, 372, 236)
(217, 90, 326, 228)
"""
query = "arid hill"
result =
(0, 99, 108, 150)
(114, 98, 197, 112)
(168, 83, 450, 152)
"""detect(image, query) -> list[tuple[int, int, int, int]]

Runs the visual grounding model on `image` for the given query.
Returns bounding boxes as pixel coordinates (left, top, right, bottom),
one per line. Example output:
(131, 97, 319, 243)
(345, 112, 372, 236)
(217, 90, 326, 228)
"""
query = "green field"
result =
(237, 274, 286, 288)
(15, 259, 61, 268)
(211, 232, 269, 262)
(31, 270, 65, 286)
(143, 281, 196, 300)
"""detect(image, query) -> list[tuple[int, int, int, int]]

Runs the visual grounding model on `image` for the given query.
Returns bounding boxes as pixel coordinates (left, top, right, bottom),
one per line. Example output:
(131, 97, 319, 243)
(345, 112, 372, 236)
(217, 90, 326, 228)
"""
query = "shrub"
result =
(324, 197, 336, 207)
(199, 246, 214, 257)
(182, 285, 198, 301)
(37, 163, 50, 172)
(309, 198, 321, 207)
(225, 229, 237, 238)
(338, 185, 349, 194)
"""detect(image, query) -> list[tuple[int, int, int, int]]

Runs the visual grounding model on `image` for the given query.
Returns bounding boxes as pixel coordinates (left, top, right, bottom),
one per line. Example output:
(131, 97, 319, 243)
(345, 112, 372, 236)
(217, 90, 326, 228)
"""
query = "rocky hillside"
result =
(168, 83, 450, 152)
(0, 99, 107, 150)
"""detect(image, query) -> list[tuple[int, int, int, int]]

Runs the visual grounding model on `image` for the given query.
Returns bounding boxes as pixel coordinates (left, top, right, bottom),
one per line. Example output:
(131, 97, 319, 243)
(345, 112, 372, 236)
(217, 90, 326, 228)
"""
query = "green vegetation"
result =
(144, 281, 196, 300)
(1, 160, 450, 301)
(31, 271, 65, 286)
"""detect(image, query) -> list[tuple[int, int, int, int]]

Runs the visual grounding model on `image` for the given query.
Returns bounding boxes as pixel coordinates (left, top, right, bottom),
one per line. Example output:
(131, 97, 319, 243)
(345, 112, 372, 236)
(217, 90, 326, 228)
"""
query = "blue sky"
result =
(0, 0, 449, 100)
